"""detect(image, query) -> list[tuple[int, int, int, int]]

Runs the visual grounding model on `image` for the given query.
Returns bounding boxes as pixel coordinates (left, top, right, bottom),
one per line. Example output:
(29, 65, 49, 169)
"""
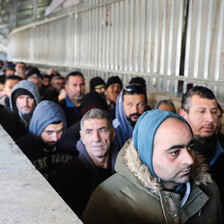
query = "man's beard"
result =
(194, 134, 217, 164)
(127, 113, 142, 127)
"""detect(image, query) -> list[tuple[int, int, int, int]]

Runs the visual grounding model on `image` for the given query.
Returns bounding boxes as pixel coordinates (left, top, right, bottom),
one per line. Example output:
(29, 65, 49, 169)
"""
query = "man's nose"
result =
(132, 104, 138, 113)
(205, 111, 215, 123)
(51, 133, 59, 142)
(181, 149, 194, 166)
(92, 130, 100, 141)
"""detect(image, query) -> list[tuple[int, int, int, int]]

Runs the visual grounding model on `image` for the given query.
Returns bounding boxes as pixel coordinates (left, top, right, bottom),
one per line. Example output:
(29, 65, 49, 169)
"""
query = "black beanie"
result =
(105, 76, 123, 90)
(13, 89, 34, 101)
(129, 77, 146, 91)
(81, 92, 109, 115)
(90, 77, 105, 92)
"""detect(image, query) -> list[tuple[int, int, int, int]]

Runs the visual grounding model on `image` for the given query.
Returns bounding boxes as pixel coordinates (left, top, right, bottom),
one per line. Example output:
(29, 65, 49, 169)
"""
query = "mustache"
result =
(21, 106, 32, 109)
(129, 113, 142, 118)
(177, 165, 192, 174)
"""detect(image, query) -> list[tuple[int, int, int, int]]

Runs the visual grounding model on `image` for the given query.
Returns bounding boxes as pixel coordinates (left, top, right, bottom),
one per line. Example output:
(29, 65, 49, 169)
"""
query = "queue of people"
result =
(0, 60, 224, 223)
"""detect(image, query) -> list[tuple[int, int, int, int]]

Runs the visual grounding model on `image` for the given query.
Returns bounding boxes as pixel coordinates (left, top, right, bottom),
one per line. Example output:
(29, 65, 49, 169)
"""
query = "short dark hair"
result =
(5, 75, 22, 82)
(181, 86, 217, 113)
(65, 71, 84, 84)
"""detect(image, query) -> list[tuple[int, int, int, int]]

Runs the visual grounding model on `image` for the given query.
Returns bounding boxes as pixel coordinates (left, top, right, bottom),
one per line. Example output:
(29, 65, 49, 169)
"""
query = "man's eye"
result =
(99, 129, 107, 133)
(86, 130, 93, 135)
(188, 145, 194, 151)
(46, 131, 53, 135)
(170, 150, 180, 156)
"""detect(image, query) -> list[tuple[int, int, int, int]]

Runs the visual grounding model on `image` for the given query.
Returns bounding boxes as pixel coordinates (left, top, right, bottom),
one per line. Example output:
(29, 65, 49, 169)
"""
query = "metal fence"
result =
(7, 0, 224, 100)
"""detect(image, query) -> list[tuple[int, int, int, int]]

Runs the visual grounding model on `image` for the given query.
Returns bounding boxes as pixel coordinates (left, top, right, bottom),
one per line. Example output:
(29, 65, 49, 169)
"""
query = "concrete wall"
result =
(0, 125, 82, 224)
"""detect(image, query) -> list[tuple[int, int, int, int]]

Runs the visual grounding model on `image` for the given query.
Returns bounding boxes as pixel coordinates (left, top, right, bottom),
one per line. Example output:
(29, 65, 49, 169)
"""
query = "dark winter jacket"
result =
(0, 105, 26, 140)
(50, 139, 119, 217)
(82, 139, 223, 224)
(59, 94, 82, 128)
(16, 100, 75, 180)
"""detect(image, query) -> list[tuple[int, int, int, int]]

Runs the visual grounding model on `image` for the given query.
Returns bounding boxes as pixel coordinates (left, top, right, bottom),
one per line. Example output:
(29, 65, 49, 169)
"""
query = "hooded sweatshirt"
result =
(16, 100, 72, 180)
(29, 100, 67, 137)
(113, 89, 147, 150)
(9, 80, 40, 126)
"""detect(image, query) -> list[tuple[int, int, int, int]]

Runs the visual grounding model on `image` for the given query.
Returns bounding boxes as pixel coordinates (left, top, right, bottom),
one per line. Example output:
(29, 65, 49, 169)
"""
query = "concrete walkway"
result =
(0, 125, 82, 224)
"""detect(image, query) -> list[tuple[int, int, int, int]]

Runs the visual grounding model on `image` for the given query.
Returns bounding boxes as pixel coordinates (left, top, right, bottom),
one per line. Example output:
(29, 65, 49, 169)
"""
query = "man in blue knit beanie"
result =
(82, 110, 223, 224)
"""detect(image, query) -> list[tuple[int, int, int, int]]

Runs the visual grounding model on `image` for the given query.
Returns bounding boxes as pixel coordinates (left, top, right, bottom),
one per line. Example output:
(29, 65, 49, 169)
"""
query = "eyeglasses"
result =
(123, 83, 146, 93)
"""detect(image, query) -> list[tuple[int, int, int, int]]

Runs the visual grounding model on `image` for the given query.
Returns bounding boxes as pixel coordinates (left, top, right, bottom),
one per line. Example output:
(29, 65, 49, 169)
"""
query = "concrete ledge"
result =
(0, 125, 82, 224)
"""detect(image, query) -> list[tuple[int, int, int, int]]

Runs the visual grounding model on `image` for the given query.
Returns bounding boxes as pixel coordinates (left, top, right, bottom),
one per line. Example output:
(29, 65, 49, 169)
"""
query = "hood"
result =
(112, 90, 134, 148)
(115, 139, 212, 193)
(29, 100, 67, 137)
(9, 80, 41, 113)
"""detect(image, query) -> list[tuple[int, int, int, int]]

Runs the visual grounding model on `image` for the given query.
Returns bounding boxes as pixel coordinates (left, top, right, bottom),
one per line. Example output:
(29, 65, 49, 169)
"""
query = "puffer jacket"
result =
(82, 139, 223, 224)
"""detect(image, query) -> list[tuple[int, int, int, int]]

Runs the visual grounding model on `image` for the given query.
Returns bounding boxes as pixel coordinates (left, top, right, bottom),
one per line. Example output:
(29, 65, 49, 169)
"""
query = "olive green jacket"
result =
(82, 139, 223, 224)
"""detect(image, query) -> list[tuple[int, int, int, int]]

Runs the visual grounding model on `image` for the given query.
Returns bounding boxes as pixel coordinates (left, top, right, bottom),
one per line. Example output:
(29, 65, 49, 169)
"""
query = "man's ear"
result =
(179, 109, 188, 119)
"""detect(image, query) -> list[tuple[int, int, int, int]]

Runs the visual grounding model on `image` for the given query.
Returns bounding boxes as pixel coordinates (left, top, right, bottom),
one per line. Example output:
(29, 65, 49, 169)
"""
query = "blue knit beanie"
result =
(133, 110, 193, 178)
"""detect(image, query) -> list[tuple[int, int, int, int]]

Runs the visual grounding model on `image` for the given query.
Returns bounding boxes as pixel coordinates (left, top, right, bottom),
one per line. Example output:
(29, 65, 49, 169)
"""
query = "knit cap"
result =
(133, 110, 193, 178)
(129, 77, 146, 91)
(90, 77, 105, 92)
(105, 76, 123, 90)
(81, 92, 109, 115)
(13, 89, 34, 101)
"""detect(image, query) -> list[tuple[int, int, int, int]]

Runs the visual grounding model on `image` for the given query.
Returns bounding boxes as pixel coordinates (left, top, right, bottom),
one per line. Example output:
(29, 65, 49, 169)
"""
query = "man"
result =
(1, 63, 15, 79)
(51, 76, 65, 93)
(105, 76, 122, 112)
(50, 108, 118, 217)
(59, 71, 85, 127)
(16, 100, 75, 180)
(113, 83, 147, 149)
(179, 86, 224, 205)
(81, 110, 223, 224)
(9, 80, 40, 127)
(89, 77, 106, 97)
(1, 75, 22, 106)
(154, 99, 177, 113)
(57, 91, 109, 153)
(15, 62, 26, 73)
(28, 74, 59, 103)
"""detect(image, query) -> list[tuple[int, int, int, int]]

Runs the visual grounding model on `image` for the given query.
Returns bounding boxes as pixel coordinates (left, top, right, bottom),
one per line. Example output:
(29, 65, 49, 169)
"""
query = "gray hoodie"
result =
(29, 100, 67, 138)
(9, 80, 40, 114)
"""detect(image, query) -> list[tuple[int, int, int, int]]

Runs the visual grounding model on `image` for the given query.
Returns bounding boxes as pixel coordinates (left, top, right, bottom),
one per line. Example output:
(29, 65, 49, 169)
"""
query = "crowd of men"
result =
(0, 60, 224, 223)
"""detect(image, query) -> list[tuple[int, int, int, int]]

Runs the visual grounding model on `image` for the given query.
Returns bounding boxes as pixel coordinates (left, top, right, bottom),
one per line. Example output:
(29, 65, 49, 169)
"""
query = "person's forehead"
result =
(44, 122, 64, 131)
(190, 94, 217, 107)
(5, 79, 19, 86)
(83, 118, 108, 128)
(156, 117, 190, 136)
(123, 93, 145, 101)
(108, 83, 121, 88)
(17, 94, 34, 98)
(68, 75, 84, 83)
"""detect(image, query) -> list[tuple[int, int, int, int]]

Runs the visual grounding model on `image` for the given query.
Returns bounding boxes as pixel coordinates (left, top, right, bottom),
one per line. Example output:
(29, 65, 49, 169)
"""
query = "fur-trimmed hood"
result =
(115, 138, 212, 193)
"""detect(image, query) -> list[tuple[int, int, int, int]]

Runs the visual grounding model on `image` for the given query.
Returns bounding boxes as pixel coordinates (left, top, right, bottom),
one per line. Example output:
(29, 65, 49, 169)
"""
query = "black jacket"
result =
(49, 139, 119, 217)
(16, 133, 75, 180)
